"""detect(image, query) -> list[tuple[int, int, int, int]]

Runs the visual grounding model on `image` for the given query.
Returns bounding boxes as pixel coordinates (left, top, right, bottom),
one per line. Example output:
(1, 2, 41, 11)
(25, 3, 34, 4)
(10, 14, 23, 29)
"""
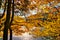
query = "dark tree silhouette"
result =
(9, 0, 14, 40)
(0, 0, 2, 8)
(3, 0, 11, 40)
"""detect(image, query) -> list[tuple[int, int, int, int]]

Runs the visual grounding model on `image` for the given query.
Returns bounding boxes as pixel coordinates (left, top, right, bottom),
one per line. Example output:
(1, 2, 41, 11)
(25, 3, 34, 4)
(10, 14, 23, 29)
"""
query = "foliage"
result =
(0, 0, 60, 40)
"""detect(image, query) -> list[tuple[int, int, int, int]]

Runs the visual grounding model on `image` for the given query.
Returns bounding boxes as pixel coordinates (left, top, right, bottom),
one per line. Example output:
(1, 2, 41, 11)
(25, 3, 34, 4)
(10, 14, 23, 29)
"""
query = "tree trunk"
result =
(10, 0, 14, 40)
(10, 29, 12, 40)
(0, 0, 2, 8)
(3, 0, 11, 40)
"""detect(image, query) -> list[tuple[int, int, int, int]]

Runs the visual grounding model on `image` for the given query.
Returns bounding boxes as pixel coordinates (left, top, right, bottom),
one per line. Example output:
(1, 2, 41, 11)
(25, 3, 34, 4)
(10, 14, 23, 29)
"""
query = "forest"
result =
(0, 0, 60, 40)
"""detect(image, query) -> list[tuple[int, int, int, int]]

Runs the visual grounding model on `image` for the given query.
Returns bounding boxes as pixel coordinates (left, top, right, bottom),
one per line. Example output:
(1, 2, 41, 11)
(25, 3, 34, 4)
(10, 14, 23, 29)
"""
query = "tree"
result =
(0, 0, 2, 8)
(9, 0, 14, 40)
(3, 0, 11, 40)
